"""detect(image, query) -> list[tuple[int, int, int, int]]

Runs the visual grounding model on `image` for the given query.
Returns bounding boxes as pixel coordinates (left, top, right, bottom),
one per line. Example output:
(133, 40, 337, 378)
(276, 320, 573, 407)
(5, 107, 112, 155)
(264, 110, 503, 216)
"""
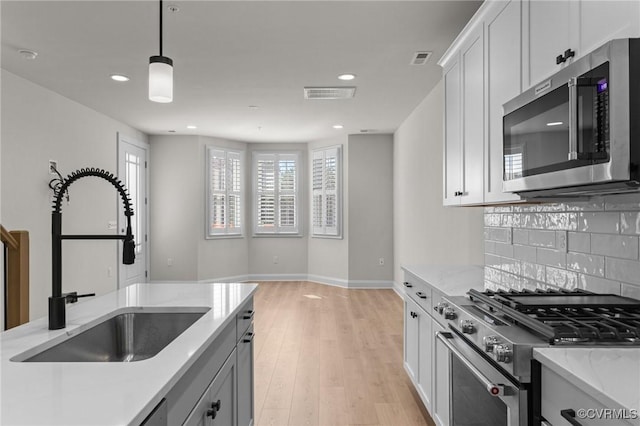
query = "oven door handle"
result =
(436, 331, 511, 397)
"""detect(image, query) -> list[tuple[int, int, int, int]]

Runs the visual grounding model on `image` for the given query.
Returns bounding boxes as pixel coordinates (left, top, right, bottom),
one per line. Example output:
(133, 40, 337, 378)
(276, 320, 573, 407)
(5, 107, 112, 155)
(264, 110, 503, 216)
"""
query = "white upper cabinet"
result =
(485, 0, 522, 203)
(440, 0, 639, 206)
(524, 0, 640, 88)
(442, 24, 485, 206)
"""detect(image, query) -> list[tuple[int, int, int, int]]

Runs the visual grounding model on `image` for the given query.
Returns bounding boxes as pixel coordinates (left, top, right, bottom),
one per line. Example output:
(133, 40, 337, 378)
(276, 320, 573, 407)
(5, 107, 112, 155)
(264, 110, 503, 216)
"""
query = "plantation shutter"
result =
(207, 147, 243, 237)
(254, 152, 299, 234)
(312, 146, 341, 237)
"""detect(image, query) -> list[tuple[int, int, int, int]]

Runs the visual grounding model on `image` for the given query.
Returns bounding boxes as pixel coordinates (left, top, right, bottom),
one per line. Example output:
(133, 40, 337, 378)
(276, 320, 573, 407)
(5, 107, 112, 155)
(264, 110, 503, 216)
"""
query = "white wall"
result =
(1, 70, 148, 320)
(393, 81, 484, 289)
(348, 134, 394, 282)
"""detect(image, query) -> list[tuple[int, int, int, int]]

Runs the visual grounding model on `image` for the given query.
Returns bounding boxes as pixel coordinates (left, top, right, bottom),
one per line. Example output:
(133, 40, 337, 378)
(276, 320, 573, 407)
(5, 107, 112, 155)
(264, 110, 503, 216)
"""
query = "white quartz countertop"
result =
(0, 282, 258, 426)
(534, 347, 640, 416)
(402, 264, 485, 295)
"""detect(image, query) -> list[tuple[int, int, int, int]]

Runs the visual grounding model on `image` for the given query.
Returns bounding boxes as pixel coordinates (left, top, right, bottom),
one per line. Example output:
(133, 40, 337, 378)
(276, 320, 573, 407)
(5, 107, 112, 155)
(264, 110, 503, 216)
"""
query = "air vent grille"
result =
(411, 51, 432, 65)
(304, 87, 356, 100)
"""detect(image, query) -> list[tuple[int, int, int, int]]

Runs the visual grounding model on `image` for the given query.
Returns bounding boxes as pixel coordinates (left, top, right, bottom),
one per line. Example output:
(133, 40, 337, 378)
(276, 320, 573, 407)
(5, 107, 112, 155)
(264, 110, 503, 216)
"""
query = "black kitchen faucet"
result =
(49, 168, 135, 330)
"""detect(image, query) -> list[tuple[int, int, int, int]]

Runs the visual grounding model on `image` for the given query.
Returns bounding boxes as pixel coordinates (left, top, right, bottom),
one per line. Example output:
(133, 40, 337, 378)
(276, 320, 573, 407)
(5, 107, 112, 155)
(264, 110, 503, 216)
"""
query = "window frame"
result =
(311, 145, 342, 238)
(205, 146, 245, 239)
(252, 151, 302, 236)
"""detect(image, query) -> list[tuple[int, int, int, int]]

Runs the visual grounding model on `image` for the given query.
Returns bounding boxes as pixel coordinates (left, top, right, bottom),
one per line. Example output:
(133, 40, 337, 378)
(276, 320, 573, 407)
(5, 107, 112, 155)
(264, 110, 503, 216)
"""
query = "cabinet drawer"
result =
(236, 298, 254, 342)
(541, 365, 636, 426)
(403, 272, 431, 312)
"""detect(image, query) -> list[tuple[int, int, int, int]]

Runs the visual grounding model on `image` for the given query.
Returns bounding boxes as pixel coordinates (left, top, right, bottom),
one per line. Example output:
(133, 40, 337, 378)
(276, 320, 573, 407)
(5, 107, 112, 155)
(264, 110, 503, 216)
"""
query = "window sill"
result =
(205, 234, 244, 240)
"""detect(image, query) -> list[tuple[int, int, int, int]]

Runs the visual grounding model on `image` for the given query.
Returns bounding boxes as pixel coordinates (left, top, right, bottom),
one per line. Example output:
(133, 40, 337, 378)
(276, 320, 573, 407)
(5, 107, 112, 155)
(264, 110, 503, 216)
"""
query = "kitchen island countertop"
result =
(0, 282, 258, 426)
(402, 264, 485, 295)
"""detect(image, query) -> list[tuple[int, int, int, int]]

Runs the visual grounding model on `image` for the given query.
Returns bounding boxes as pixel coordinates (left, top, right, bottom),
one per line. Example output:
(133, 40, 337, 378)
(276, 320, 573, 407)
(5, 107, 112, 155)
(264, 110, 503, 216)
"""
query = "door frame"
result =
(117, 133, 150, 287)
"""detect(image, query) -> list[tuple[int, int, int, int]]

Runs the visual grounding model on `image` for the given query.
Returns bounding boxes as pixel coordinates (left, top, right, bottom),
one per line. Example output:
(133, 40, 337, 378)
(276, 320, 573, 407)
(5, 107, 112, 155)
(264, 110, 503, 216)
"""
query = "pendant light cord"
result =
(159, 0, 163, 56)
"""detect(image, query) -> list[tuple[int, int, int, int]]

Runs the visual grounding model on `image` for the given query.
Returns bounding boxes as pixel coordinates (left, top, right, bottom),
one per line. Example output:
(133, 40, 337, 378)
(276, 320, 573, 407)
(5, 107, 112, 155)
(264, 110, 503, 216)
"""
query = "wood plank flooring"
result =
(253, 281, 435, 426)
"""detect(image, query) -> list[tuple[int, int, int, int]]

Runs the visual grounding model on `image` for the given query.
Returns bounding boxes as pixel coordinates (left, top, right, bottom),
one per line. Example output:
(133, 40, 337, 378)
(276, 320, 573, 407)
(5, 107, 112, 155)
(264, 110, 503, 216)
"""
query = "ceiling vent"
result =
(304, 87, 356, 100)
(411, 51, 432, 65)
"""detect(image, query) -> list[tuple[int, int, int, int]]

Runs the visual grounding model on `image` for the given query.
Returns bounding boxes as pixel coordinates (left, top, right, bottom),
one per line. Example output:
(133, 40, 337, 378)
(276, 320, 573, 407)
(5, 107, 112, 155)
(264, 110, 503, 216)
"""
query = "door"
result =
(118, 133, 148, 287)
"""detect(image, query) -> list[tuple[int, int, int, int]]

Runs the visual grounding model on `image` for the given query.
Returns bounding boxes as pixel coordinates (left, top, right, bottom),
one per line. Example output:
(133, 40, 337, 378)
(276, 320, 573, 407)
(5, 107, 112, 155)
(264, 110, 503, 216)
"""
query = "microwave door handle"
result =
(568, 77, 578, 161)
(436, 331, 512, 397)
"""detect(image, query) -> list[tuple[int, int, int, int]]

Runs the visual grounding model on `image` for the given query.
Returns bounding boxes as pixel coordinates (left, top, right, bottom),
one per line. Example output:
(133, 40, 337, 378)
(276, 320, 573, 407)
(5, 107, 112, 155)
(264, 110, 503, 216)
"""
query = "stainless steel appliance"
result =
(434, 288, 640, 425)
(502, 38, 640, 197)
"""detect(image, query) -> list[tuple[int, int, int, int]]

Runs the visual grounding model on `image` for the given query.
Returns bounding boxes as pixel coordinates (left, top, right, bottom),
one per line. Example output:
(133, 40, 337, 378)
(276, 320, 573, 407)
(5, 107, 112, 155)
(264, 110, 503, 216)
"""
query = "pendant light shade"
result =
(149, 0, 174, 103)
(149, 56, 173, 103)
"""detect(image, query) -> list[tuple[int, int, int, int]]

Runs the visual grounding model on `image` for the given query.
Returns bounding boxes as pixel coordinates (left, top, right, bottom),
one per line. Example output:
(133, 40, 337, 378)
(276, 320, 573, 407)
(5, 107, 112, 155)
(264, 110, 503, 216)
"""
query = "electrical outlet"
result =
(167, 258, 173, 267)
(273, 256, 279, 264)
(107, 267, 113, 277)
(379, 257, 385, 266)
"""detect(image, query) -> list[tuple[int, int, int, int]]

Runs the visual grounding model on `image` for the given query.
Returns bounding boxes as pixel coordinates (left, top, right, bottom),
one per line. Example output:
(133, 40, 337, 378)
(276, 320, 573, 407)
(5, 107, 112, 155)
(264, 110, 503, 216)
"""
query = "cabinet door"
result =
(404, 298, 420, 382)
(579, 1, 640, 55)
(416, 309, 433, 412)
(484, 0, 522, 204)
(237, 326, 254, 426)
(526, 0, 573, 87)
(184, 349, 237, 426)
(432, 322, 450, 426)
(443, 58, 462, 206)
(460, 26, 485, 205)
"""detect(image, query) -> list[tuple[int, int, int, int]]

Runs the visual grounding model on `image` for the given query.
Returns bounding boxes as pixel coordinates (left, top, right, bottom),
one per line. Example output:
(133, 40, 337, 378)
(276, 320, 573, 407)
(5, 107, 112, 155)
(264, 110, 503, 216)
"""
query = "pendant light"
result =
(149, 0, 173, 103)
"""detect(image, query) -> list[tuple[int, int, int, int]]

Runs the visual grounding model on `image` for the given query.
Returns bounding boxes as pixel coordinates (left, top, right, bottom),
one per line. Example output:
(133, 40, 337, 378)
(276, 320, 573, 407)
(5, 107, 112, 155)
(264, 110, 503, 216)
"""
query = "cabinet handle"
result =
(243, 332, 255, 343)
(416, 292, 427, 299)
(242, 310, 255, 320)
(560, 409, 583, 426)
(556, 54, 566, 64)
(403, 281, 413, 288)
(454, 191, 463, 197)
(207, 400, 222, 419)
(556, 48, 576, 64)
(410, 311, 418, 318)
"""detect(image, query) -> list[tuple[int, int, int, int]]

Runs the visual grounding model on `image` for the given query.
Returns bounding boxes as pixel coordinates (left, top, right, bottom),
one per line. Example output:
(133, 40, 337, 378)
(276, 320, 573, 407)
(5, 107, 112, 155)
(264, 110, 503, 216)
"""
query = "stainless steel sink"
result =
(17, 308, 210, 362)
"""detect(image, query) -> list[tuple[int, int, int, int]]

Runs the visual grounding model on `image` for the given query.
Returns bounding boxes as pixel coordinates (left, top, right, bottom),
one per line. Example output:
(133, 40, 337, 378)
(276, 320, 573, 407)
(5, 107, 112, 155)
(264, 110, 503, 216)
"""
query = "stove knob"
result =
(443, 307, 457, 320)
(493, 344, 513, 363)
(459, 319, 475, 334)
(483, 335, 500, 352)
(434, 302, 449, 315)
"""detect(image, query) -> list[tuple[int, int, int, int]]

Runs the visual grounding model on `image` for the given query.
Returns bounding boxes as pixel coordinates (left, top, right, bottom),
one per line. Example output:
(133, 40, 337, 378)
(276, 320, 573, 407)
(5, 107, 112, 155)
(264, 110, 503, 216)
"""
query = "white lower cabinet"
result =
(404, 273, 450, 422)
(432, 321, 450, 426)
(237, 325, 255, 426)
(540, 365, 636, 426)
(184, 350, 237, 426)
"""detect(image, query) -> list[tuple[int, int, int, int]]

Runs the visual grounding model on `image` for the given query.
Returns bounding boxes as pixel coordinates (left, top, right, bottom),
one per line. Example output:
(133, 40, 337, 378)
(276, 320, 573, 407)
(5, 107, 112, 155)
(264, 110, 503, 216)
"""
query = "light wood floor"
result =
(253, 281, 435, 426)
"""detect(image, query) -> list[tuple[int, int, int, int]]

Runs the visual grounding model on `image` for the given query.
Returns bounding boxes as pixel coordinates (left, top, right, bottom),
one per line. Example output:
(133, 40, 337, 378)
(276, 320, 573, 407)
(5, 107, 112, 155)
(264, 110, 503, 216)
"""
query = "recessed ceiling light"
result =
(332, 124, 344, 129)
(186, 125, 197, 129)
(110, 74, 130, 82)
(546, 121, 564, 126)
(338, 73, 356, 81)
(18, 49, 38, 60)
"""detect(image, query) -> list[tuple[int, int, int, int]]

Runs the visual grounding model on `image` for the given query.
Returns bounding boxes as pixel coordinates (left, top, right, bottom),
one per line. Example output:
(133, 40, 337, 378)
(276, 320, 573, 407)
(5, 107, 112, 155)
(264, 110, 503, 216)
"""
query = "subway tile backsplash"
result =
(483, 195, 640, 297)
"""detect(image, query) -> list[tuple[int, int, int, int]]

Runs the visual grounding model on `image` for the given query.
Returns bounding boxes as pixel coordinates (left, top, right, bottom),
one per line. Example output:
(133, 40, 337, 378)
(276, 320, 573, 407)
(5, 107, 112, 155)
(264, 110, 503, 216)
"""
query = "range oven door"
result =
(436, 331, 528, 426)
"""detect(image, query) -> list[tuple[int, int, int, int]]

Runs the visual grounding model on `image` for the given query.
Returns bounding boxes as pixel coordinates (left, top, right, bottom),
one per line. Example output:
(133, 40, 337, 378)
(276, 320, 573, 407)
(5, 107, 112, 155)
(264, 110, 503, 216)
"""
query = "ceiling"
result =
(1, 1, 481, 143)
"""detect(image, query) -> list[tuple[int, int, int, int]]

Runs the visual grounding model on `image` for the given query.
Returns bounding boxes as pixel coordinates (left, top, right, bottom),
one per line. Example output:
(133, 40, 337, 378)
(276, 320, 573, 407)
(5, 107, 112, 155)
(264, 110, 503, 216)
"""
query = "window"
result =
(312, 146, 341, 237)
(253, 152, 300, 235)
(206, 147, 243, 237)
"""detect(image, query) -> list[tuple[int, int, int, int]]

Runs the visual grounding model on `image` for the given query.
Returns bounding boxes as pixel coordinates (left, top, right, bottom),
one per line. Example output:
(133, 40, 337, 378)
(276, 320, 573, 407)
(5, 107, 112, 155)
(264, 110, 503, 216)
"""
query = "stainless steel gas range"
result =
(434, 288, 640, 426)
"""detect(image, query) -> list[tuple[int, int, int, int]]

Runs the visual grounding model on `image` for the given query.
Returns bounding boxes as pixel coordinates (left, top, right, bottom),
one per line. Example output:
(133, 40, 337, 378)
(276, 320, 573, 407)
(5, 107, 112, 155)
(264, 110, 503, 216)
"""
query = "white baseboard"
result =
(391, 281, 404, 298)
(246, 273, 308, 282)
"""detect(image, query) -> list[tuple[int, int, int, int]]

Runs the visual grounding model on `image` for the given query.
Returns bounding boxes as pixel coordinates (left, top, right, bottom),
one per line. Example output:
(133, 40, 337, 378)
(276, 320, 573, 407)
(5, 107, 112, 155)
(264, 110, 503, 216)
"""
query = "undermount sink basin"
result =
(15, 307, 210, 362)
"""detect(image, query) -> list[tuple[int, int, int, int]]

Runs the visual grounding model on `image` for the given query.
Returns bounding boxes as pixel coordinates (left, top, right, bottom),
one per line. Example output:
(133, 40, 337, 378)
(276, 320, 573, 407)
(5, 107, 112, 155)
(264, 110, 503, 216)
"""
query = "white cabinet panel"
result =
(579, 0, 640, 54)
(485, 0, 522, 204)
(404, 297, 420, 382)
(417, 309, 433, 411)
(432, 321, 450, 426)
(461, 29, 485, 205)
(527, 0, 573, 87)
(443, 59, 463, 206)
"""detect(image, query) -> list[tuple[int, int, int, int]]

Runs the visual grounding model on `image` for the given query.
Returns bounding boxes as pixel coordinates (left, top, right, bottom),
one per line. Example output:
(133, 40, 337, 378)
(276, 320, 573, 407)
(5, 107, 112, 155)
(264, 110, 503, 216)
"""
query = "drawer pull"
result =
(243, 332, 255, 343)
(403, 282, 413, 288)
(416, 292, 427, 299)
(242, 310, 255, 320)
(560, 409, 583, 426)
(207, 399, 222, 419)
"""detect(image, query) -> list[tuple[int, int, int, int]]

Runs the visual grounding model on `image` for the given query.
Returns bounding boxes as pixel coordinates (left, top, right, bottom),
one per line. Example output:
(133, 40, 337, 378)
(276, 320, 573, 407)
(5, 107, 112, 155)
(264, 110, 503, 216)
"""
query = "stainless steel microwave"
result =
(502, 38, 640, 197)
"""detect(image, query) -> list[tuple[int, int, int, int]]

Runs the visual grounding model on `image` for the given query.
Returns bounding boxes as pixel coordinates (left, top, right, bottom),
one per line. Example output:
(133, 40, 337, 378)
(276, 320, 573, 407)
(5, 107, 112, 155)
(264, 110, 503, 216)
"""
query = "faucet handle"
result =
(63, 291, 96, 304)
